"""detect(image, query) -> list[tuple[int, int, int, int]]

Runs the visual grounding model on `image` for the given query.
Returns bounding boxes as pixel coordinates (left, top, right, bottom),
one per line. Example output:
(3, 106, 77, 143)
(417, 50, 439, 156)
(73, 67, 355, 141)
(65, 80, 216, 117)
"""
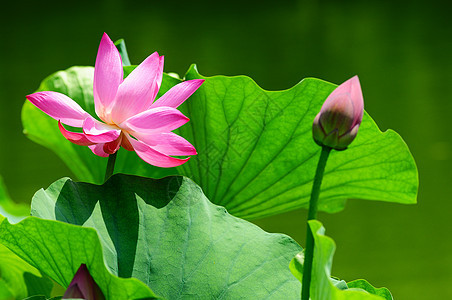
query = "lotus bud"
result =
(312, 76, 364, 150)
(63, 264, 105, 300)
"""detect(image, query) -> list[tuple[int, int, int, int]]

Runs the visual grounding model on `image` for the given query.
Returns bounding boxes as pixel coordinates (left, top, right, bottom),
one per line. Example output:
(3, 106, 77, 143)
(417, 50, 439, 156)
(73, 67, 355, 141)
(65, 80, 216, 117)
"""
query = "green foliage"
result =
(0, 176, 29, 223)
(347, 280, 394, 299)
(0, 215, 157, 300)
(0, 244, 53, 300)
(22, 66, 418, 219)
(178, 66, 417, 218)
(289, 220, 393, 300)
(114, 39, 131, 66)
(23, 297, 62, 300)
(29, 174, 302, 299)
(0, 176, 52, 300)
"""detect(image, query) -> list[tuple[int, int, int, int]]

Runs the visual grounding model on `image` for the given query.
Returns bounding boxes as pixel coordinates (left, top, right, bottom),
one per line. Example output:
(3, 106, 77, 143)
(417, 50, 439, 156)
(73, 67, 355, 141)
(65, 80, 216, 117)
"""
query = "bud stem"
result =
(301, 145, 331, 300)
(104, 152, 118, 182)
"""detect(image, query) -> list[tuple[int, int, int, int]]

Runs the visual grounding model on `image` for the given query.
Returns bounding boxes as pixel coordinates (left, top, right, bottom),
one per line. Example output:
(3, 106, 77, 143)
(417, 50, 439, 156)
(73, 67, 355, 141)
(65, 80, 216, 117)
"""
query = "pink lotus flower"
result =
(312, 76, 364, 150)
(27, 33, 203, 167)
(63, 264, 105, 300)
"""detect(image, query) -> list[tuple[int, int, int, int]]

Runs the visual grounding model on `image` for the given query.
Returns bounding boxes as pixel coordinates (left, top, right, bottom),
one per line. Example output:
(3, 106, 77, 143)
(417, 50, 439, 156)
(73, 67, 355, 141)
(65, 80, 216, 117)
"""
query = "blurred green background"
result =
(0, 0, 450, 298)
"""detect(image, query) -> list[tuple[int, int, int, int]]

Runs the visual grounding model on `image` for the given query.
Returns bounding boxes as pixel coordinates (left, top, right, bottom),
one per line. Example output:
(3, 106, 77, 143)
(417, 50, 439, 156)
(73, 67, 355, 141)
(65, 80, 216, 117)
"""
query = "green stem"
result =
(301, 146, 331, 300)
(104, 152, 117, 182)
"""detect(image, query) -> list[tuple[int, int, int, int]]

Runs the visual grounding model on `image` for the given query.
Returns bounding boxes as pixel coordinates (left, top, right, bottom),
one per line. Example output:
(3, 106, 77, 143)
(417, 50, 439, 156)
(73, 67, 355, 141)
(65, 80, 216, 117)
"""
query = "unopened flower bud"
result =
(63, 264, 105, 300)
(312, 76, 364, 150)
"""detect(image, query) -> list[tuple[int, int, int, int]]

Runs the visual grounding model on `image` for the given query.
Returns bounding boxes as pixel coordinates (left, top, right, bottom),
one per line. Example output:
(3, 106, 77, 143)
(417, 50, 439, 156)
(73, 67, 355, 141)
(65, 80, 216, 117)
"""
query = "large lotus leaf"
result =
(22, 297, 61, 300)
(22, 297, 62, 300)
(30, 174, 302, 299)
(0, 215, 157, 300)
(0, 282, 13, 300)
(22, 65, 417, 219)
(347, 280, 393, 299)
(289, 220, 392, 300)
(177, 66, 417, 219)
(0, 175, 52, 300)
(0, 243, 53, 300)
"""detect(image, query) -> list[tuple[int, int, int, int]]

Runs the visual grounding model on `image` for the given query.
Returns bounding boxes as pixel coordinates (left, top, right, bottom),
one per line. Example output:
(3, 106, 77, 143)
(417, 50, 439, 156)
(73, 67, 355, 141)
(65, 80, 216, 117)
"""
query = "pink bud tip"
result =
(312, 76, 364, 150)
(62, 264, 105, 300)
